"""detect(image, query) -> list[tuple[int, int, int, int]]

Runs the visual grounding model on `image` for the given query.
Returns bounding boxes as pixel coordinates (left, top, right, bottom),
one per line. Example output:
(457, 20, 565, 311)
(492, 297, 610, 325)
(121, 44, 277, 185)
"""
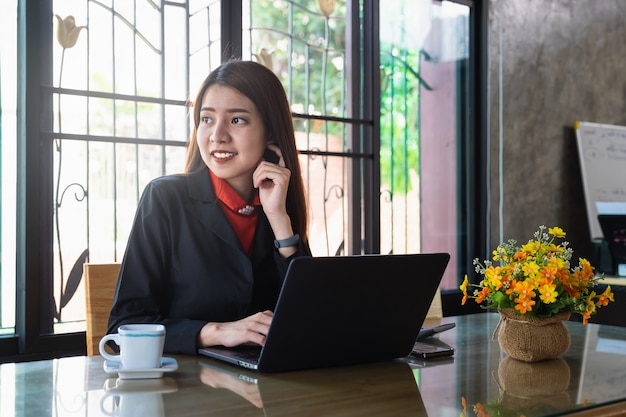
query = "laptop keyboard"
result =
(231, 345, 262, 362)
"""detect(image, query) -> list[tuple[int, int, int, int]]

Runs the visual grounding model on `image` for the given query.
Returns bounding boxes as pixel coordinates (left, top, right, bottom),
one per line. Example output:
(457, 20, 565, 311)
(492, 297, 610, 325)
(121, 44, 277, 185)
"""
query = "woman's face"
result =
(196, 84, 268, 198)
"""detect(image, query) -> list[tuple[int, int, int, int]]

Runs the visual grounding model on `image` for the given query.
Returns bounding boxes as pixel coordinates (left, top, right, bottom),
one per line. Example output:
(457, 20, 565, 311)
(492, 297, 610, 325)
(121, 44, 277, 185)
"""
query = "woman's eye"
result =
(201, 116, 212, 124)
(232, 117, 246, 125)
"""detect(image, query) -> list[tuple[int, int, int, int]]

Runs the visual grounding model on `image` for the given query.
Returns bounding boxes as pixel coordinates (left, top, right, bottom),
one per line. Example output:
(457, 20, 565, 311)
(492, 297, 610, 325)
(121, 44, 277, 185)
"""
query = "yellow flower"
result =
(538, 283, 557, 303)
(548, 226, 566, 238)
(460, 275, 469, 305)
(484, 266, 504, 290)
(54, 15, 86, 49)
(521, 261, 540, 279)
(521, 241, 540, 255)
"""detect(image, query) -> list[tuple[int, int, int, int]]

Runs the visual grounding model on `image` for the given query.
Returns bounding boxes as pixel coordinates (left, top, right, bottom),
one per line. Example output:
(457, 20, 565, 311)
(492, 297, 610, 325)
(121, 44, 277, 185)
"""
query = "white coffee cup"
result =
(99, 324, 166, 369)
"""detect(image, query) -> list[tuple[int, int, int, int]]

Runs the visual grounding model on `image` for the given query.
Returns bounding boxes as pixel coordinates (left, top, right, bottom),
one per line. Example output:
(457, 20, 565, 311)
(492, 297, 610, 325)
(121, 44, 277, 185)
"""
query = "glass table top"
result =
(2, 312, 626, 416)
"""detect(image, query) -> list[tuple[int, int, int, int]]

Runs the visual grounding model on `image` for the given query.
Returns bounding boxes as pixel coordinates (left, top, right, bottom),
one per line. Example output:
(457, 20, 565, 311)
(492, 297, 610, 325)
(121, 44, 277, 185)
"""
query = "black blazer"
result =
(107, 169, 311, 354)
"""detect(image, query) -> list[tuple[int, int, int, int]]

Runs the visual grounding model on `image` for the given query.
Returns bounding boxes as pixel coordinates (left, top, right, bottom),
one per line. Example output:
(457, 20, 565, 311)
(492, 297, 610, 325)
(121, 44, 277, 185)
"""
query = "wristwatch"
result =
(274, 234, 300, 248)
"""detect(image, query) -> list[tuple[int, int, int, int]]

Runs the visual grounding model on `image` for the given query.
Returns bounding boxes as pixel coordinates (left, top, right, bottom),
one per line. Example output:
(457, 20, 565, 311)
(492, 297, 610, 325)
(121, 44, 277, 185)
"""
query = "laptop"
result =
(198, 253, 450, 372)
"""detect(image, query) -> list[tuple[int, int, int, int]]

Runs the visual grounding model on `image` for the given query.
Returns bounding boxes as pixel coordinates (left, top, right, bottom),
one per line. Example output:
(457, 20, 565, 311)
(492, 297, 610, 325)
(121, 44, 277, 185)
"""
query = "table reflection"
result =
(3, 313, 626, 416)
(198, 362, 263, 409)
(194, 358, 428, 416)
(100, 378, 178, 417)
(461, 358, 572, 417)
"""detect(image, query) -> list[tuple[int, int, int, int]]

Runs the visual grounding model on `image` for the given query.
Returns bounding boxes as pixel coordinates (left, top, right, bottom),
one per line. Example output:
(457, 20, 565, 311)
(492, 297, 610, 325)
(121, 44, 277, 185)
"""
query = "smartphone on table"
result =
(411, 341, 455, 359)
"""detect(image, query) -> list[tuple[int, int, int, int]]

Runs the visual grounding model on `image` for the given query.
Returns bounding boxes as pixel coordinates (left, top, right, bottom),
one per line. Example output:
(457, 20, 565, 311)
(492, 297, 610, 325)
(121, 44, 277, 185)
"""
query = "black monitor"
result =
(598, 214, 626, 277)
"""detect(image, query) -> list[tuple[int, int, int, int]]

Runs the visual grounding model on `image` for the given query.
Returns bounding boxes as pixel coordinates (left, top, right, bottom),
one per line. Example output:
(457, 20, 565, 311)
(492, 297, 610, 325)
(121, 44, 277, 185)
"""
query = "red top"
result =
(209, 170, 261, 257)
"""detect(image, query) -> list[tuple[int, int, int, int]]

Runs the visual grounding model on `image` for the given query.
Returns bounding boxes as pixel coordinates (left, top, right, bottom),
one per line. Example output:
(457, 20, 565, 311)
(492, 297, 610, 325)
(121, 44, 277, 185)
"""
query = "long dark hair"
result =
(184, 60, 309, 244)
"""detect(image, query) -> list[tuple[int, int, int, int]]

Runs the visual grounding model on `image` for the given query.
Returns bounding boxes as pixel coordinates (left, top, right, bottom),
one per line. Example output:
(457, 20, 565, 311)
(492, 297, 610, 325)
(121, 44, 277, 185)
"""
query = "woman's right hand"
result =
(197, 310, 273, 348)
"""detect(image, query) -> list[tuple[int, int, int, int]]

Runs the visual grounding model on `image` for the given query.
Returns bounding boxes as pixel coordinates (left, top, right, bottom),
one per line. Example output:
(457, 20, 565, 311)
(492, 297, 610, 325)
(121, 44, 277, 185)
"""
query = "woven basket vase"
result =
(497, 308, 571, 363)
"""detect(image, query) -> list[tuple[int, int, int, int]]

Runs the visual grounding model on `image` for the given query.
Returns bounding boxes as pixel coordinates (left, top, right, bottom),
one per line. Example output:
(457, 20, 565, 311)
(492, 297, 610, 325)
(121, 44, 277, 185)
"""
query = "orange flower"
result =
(580, 258, 594, 276)
(475, 287, 491, 304)
(538, 265, 557, 285)
(563, 285, 581, 298)
(514, 297, 536, 314)
(514, 280, 536, 300)
(505, 279, 518, 295)
(597, 286, 614, 307)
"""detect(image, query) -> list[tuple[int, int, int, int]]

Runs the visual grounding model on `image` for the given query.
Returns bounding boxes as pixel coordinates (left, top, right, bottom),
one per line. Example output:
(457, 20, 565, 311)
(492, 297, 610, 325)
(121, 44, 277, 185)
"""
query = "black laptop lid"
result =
(257, 253, 450, 372)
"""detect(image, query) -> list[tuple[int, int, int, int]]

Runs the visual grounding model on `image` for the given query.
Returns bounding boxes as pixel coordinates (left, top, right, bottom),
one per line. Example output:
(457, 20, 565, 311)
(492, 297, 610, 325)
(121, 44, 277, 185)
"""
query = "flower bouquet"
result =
(461, 226, 614, 324)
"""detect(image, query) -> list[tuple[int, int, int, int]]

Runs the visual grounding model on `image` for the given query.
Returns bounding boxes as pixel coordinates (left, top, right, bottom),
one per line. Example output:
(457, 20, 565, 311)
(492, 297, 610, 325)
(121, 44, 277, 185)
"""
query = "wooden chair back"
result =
(83, 263, 121, 356)
(426, 287, 443, 319)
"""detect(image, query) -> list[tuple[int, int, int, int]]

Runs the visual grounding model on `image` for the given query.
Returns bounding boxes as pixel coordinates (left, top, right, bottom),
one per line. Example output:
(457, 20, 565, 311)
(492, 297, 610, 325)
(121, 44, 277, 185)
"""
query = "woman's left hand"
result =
(253, 143, 297, 257)
(253, 143, 290, 218)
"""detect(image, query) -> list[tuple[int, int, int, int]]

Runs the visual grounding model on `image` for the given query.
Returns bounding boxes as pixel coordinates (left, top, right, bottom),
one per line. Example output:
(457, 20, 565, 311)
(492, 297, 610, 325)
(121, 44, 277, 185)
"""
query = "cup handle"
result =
(99, 334, 120, 362)
(99, 392, 119, 416)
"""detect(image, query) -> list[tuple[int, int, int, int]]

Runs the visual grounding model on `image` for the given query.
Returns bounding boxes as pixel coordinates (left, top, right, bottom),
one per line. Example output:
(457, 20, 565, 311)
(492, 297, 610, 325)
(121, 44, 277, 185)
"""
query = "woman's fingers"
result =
(212, 311, 274, 347)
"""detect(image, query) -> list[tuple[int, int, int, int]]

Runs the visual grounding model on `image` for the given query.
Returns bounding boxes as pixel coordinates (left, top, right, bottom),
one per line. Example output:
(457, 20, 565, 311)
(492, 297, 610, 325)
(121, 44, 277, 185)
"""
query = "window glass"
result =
(9, 0, 474, 344)
(50, 0, 207, 332)
(0, 0, 17, 335)
(380, 0, 470, 290)
(243, 0, 355, 256)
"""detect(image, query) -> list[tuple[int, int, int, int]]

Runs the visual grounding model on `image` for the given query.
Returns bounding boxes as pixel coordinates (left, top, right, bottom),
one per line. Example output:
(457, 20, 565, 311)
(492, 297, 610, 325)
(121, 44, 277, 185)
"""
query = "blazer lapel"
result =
(184, 170, 242, 251)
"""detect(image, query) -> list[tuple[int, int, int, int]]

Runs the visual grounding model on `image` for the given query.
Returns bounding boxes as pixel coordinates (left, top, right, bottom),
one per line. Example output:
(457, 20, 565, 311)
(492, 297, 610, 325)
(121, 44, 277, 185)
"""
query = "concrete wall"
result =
(487, 0, 626, 262)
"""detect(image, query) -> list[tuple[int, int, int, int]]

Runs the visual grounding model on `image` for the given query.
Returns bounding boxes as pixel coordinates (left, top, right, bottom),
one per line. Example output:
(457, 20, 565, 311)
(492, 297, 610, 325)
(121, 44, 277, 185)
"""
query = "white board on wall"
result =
(575, 121, 626, 240)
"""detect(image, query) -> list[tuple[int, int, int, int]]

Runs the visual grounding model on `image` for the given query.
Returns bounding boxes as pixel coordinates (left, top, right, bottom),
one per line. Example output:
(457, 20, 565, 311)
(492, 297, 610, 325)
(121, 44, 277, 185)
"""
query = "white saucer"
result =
(103, 377, 179, 394)
(103, 357, 178, 380)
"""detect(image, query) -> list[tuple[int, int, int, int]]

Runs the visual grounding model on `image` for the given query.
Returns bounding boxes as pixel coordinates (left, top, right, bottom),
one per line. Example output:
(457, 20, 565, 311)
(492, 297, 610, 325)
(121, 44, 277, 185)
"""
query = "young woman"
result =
(107, 60, 311, 355)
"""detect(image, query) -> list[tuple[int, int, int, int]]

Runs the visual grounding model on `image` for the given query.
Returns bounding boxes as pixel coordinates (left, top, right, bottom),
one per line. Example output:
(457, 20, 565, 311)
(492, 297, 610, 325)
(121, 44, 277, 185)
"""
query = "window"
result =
(379, 1, 472, 292)
(0, 1, 18, 338)
(2, 0, 483, 358)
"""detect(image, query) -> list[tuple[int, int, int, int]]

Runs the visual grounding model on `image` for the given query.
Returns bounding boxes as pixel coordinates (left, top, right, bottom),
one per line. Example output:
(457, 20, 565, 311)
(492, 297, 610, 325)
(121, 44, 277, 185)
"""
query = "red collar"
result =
(209, 170, 261, 216)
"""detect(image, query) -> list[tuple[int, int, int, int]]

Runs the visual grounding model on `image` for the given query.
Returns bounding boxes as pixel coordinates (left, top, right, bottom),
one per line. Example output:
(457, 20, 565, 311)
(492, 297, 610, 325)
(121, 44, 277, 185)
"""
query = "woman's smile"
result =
(211, 150, 237, 162)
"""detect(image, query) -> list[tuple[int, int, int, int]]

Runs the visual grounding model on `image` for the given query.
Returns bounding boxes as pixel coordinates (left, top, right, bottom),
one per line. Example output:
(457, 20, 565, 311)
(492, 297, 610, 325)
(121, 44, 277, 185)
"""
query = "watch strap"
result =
(274, 234, 300, 248)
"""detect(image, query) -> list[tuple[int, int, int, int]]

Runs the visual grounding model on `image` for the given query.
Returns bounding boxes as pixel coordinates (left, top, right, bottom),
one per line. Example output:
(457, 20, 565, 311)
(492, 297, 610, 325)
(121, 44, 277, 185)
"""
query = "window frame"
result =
(1, 0, 487, 360)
